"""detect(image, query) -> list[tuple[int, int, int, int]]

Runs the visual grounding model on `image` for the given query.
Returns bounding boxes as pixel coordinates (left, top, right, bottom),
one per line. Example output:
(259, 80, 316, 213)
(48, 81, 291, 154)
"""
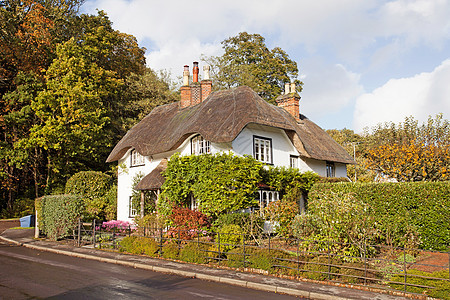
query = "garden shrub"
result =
(215, 224, 243, 252)
(226, 247, 254, 268)
(292, 191, 379, 258)
(213, 212, 264, 237)
(167, 206, 210, 240)
(36, 194, 84, 240)
(179, 241, 209, 264)
(162, 240, 180, 260)
(301, 256, 340, 281)
(119, 236, 158, 256)
(65, 171, 115, 221)
(337, 262, 379, 284)
(264, 198, 299, 238)
(389, 269, 450, 299)
(309, 182, 450, 250)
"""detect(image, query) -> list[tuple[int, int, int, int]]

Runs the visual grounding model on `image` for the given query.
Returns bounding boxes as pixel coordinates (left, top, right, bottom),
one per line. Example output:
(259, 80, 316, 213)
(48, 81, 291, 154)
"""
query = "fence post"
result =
(403, 247, 407, 294)
(297, 237, 300, 278)
(363, 239, 367, 285)
(77, 218, 81, 247)
(160, 227, 163, 254)
(92, 219, 96, 249)
(217, 232, 221, 265)
(327, 240, 331, 281)
(242, 233, 246, 268)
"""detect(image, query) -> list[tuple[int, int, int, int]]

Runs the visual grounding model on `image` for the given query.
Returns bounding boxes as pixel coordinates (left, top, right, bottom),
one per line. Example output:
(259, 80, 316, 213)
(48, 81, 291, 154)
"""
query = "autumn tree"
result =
(202, 32, 302, 104)
(364, 114, 450, 182)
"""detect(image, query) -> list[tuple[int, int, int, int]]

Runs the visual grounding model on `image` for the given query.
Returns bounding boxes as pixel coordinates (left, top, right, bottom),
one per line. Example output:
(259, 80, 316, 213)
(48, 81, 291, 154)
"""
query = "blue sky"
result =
(81, 0, 450, 132)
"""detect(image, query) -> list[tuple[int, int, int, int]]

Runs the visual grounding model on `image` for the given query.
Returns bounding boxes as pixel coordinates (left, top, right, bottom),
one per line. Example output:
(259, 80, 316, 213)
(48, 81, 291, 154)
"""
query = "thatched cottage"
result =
(107, 62, 354, 221)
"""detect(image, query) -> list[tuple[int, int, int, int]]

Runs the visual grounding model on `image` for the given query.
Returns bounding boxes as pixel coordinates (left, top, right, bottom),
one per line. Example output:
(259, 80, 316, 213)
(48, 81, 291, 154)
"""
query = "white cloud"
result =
(353, 59, 450, 132)
(301, 60, 363, 118)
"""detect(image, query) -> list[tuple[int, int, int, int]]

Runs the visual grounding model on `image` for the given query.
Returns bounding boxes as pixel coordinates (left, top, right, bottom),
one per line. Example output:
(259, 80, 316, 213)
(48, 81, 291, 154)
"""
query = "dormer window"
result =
(191, 135, 211, 155)
(130, 149, 145, 167)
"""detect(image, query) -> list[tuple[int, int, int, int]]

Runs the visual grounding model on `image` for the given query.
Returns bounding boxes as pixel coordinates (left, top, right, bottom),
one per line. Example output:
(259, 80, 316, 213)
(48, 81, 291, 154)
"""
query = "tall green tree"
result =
(202, 32, 302, 104)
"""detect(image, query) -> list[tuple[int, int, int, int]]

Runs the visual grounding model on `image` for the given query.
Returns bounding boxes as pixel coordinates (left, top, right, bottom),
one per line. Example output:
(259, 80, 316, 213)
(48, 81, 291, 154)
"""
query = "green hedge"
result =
(36, 194, 83, 240)
(308, 182, 450, 250)
(65, 171, 116, 220)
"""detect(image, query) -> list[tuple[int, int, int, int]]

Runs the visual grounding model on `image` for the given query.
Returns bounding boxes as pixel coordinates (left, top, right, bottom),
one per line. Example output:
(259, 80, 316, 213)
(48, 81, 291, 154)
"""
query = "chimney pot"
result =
(183, 65, 190, 86)
(284, 83, 290, 94)
(203, 65, 210, 80)
(193, 62, 199, 83)
(290, 82, 296, 93)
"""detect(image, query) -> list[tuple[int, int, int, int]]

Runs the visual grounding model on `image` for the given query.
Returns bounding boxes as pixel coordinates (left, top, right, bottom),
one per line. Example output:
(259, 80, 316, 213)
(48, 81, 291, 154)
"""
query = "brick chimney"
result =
(190, 62, 201, 106)
(276, 82, 300, 121)
(180, 62, 213, 108)
(180, 65, 191, 108)
(200, 65, 212, 101)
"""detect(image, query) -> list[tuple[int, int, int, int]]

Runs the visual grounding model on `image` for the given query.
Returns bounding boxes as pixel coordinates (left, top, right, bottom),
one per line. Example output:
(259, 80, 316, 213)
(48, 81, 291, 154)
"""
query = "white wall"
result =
(232, 123, 299, 168)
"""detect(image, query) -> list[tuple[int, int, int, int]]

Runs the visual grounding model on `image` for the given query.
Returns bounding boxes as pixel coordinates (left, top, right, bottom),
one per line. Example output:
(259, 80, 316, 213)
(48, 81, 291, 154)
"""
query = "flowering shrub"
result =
(167, 206, 210, 240)
(101, 220, 135, 233)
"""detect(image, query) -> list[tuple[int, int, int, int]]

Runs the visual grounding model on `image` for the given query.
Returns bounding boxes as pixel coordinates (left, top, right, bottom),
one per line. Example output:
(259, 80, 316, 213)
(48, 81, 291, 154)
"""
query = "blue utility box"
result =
(20, 215, 35, 227)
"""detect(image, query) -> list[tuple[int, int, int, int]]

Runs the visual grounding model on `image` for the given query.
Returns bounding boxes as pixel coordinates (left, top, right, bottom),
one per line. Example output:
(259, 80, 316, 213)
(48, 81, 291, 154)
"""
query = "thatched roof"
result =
(135, 159, 167, 190)
(107, 86, 354, 164)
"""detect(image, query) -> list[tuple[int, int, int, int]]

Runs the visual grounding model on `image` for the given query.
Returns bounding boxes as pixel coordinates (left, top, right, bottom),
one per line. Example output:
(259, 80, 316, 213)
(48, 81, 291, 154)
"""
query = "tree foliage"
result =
(0, 4, 178, 216)
(365, 114, 450, 182)
(202, 32, 302, 104)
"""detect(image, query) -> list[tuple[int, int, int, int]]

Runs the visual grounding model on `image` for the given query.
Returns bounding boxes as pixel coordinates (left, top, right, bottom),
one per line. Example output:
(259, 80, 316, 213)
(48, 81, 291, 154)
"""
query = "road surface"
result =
(0, 240, 301, 299)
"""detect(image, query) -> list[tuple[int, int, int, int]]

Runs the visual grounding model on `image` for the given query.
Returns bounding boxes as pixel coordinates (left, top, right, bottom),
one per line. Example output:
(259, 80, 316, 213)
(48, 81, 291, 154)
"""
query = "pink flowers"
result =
(101, 220, 136, 233)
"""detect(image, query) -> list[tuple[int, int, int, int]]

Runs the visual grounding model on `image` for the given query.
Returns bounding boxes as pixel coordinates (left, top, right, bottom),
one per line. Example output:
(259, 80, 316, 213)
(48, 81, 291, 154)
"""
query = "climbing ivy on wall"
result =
(159, 153, 262, 217)
(159, 152, 320, 219)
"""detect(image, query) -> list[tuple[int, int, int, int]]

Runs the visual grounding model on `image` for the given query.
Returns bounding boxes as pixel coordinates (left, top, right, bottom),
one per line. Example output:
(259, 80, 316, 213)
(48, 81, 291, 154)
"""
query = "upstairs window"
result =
(130, 149, 145, 167)
(290, 155, 299, 169)
(326, 161, 335, 177)
(253, 136, 272, 164)
(191, 135, 211, 155)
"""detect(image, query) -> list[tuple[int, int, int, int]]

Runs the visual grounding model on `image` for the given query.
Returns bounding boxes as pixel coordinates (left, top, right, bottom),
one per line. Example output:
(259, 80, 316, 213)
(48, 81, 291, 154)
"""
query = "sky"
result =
(81, 0, 450, 132)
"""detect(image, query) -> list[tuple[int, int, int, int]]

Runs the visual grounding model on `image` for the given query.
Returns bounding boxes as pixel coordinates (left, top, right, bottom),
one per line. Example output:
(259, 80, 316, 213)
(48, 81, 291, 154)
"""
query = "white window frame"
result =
(130, 149, 145, 167)
(326, 161, 335, 177)
(189, 194, 199, 211)
(253, 136, 272, 164)
(191, 135, 211, 155)
(290, 155, 299, 169)
(129, 196, 137, 218)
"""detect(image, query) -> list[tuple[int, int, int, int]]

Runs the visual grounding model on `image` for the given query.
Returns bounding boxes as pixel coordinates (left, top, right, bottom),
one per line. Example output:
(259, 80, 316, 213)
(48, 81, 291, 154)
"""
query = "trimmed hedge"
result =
(36, 194, 83, 240)
(308, 182, 450, 250)
(65, 171, 116, 220)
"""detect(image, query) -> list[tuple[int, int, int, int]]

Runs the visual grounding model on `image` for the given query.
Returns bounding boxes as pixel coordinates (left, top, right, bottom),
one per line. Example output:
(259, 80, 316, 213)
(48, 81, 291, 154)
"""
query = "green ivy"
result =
(159, 153, 320, 220)
(36, 194, 84, 240)
(159, 153, 262, 217)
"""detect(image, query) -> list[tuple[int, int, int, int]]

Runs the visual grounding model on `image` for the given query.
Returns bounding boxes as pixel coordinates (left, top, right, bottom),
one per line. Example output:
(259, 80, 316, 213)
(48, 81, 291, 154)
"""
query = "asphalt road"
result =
(0, 241, 301, 299)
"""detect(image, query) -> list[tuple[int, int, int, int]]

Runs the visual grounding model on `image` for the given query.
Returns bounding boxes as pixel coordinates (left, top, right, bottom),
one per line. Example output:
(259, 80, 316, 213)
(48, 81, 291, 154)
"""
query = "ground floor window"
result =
(129, 196, 137, 217)
(189, 194, 199, 210)
(326, 161, 335, 177)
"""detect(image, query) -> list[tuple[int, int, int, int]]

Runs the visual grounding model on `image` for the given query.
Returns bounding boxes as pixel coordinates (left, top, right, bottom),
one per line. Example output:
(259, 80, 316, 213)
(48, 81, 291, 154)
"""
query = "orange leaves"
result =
(367, 140, 450, 181)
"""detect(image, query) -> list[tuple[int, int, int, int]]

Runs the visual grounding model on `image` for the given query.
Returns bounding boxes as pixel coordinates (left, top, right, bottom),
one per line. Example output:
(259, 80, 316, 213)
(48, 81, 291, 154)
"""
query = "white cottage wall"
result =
(232, 123, 299, 168)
